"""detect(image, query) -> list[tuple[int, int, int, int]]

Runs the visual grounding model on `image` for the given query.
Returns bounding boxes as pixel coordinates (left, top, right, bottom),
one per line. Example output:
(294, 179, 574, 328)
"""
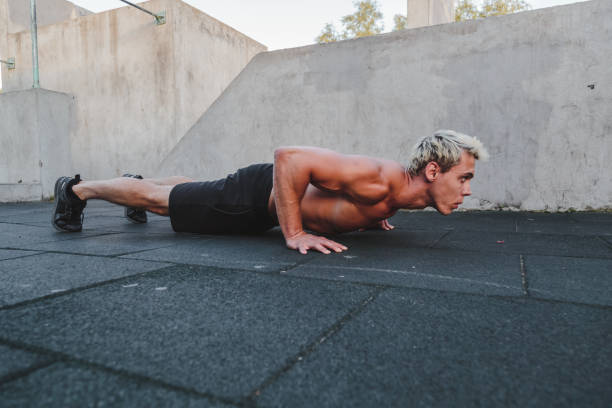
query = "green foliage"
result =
(316, 23, 340, 43)
(316, 0, 531, 43)
(392, 14, 408, 31)
(455, 0, 531, 22)
(316, 0, 384, 43)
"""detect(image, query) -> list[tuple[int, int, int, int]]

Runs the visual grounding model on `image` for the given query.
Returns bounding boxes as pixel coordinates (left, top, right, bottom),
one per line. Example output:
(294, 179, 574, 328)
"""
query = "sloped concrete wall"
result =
(159, 0, 612, 211)
(2, 0, 265, 180)
(5, 0, 91, 34)
(0, 89, 74, 202)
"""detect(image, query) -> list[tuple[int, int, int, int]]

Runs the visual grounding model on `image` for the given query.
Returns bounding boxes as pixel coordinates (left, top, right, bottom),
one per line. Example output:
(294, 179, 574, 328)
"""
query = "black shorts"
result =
(169, 163, 278, 234)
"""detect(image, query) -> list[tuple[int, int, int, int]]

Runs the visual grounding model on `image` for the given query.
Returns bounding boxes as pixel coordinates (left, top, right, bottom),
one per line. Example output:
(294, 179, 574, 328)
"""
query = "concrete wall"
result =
(0, 88, 74, 202)
(159, 0, 612, 211)
(5, 0, 91, 34)
(407, 0, 455, 29)
(1, 0, 266, 180)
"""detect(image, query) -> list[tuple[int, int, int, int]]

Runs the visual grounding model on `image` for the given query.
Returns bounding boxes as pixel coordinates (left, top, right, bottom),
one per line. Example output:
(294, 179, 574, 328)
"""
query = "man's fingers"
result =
(313, 243, 331, 254)
(325, 239, 347, 252)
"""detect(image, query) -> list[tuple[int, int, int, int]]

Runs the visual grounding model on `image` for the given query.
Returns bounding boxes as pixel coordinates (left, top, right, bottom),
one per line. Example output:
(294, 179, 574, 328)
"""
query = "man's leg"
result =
(72, 178, 173, 216)
(142, 176, 194, 186)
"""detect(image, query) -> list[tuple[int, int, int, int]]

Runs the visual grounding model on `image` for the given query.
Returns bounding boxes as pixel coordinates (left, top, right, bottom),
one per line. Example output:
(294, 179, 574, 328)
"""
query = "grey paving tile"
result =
(121, 231, 304, 272)
(525, 255, 612, 306)
(0, 222, 103, 248)
(0, 202, 53, 218)
(324, 228, 448, 251)
(258, 288, 612, 407)
(0, 344, 52, 379)
(570, 212, 612, 225)
(517, 213, 611, 235)
(0, 249, 41, 261)
(21, 232, 203, 256)
(0, 266, 375, 399)
(392, 210, 518, 232)
(0, 253, 171, 306)
(287, 248, 523, 296)
(435, 230, 612, 258)
(0, 362, 232, 408)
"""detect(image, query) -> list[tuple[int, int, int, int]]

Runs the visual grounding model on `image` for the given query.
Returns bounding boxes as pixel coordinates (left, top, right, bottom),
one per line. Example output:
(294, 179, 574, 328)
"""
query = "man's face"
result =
(430, 151, 475, 215)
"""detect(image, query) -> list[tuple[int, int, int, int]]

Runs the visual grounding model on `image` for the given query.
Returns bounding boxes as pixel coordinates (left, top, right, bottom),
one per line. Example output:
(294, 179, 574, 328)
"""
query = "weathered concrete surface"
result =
(1, 0, 266, 180)
(0, 201, 610, 406)
(4, 0, 91, 34)
(0, 88, 74, 202)
(160, 0, 612, 211)
(406, 0, 454, 29)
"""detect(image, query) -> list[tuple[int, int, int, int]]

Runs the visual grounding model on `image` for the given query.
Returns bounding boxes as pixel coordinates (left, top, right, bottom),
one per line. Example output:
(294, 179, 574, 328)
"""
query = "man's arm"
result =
(273, 146, 389, 254)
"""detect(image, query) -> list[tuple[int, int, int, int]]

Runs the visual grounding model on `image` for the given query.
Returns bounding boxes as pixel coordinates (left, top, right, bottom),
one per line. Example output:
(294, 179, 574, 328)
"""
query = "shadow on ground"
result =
(1, 201, 611, 407)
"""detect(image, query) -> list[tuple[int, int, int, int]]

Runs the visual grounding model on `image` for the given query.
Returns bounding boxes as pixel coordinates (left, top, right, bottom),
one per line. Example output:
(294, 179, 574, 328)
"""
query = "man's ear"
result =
(424, 161, 441, 182)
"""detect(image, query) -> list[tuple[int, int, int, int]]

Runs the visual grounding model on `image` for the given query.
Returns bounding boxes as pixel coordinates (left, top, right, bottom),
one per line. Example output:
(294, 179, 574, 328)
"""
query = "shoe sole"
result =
(124, 207, 147, 224)
(51, 177, 66, 232)
(51, 177, 82, 232)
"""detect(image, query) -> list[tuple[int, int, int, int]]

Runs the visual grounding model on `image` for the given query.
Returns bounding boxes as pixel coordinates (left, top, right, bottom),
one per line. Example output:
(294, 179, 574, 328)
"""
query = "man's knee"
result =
(143, 185, 172, 210)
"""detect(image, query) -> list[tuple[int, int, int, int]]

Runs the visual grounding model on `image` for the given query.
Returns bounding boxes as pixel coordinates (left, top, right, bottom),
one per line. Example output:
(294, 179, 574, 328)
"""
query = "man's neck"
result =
(391, 169, 432, 210)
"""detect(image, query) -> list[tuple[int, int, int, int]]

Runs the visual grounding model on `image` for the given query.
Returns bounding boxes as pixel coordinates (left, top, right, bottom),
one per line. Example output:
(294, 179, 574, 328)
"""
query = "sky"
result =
(68, 0, 589, 50)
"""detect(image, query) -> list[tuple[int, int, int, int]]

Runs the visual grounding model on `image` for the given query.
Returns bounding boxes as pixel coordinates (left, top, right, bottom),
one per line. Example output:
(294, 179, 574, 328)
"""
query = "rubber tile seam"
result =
(598, 235, 612, 250)
(520, 254, 530, 296)
(245, 286, 386, 404)
(309, 265, 522, 291)
(427, 230, 453, 248)
(0, 251, 44, 262)
(0, 337, 243, 407)
(0, 264, 177, 312)
(272, 272, 612, 311)
(0, 359, 57, 386)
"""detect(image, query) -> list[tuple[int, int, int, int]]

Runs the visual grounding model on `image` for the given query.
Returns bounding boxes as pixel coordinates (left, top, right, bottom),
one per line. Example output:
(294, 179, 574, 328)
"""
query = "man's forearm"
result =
(273, 148, 310, 241)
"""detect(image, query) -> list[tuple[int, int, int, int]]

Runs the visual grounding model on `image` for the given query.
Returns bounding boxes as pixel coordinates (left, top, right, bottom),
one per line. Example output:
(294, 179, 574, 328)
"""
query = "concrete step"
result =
(0, 183, 43, 203)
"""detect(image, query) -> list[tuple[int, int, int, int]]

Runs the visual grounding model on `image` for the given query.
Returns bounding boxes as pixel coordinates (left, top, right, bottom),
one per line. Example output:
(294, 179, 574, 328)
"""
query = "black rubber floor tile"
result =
(325, 228, 448, 252)
(258, 288, 612, 407)
(0, 362, 232, 408)
(0, 266, 375, 399)
(435, 230, 612, 258)
(525, 255, 612, 306)
(0, 202, 53, 218)
(0, 344, 52, 380)
(570, 212, 612, 225)
(0, 223, 103, 248)
(121, 231, 304, 272)
(0, 253, 170, 306)
(0, 249, 41, 261)
(517, 213, 611, 235)
(391, 210, 518, 232)
(287, 248, 523, 296)
(21, 232, 200, 256)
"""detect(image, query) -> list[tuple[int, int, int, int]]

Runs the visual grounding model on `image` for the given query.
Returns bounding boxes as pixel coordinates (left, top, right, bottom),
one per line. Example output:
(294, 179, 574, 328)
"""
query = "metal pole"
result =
(30, 0, 40, 88)
(119, 0, 165, 24)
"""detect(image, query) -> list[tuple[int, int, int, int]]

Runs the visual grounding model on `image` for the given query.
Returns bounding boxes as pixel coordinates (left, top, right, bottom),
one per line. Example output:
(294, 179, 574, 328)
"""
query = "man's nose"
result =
(463, 183, 472, 196)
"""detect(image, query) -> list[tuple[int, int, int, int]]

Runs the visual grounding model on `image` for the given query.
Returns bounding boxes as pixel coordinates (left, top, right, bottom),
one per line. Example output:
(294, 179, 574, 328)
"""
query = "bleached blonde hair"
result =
(407, 130, 489, 176)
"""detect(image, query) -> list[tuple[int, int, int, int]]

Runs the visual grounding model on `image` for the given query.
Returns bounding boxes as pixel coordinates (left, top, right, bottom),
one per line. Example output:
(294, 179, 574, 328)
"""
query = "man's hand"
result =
(359, 219, 395, 232)
(286, 231, 348, 255)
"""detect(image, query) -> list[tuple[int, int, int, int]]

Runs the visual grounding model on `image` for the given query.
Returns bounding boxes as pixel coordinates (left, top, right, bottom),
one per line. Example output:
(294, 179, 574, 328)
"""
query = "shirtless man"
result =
(51, 130, 488, 254)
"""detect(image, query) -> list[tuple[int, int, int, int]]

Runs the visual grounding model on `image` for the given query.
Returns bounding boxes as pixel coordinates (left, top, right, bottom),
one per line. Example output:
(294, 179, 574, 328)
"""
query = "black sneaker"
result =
(52, 174, 87, 232)
(122, 173, 148, 224)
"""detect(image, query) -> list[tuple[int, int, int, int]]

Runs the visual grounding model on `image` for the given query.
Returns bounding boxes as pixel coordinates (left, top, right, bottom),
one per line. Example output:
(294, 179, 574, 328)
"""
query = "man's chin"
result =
(433, 205, 453, 216)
